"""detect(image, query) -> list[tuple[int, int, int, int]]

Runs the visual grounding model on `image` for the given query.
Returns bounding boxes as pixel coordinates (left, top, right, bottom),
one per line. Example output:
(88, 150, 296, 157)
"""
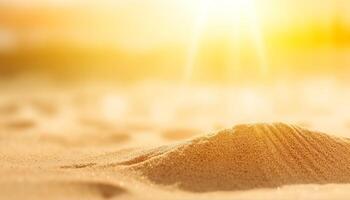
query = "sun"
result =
(208, 0, 257, 24)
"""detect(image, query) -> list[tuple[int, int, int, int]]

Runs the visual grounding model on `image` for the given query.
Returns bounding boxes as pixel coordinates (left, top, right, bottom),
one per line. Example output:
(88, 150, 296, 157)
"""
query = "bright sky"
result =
(0, 0, 349, 81)
(0, 0, 347, 51)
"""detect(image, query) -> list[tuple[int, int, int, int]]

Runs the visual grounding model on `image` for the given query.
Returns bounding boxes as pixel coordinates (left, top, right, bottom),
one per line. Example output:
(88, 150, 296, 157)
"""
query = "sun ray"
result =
(224, 0, 269, 77)
(183, 0, 211, 82)
(245, 0, 269, 75)
(183, 0, 269, 83)
(226, 0, 242, 79)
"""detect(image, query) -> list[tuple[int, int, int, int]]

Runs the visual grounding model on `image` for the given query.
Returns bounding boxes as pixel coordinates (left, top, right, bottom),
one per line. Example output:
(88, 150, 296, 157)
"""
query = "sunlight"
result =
(184, 0, 269, 82)
(245, 0, 269, 75)
(239, 88, 264, 115)
(219, 0, 268, 75)
(183, 0, 211, 82)
(101, 94, 127, 121)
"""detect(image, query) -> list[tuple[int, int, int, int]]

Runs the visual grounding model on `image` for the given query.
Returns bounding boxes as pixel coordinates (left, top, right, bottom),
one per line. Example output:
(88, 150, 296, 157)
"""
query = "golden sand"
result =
(126, 123, 350, 192)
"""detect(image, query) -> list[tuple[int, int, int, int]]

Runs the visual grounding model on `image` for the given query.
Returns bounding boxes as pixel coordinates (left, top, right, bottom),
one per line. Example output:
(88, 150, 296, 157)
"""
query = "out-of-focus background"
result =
(1, 0, 350, 83)
(1, 0, 350, 140)
(2, 2, 350, 200)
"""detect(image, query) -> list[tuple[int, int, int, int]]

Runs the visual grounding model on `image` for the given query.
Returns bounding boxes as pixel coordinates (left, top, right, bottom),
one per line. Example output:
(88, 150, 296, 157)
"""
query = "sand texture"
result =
(127, 123, 350, 192)
(3, 83, 350, 199)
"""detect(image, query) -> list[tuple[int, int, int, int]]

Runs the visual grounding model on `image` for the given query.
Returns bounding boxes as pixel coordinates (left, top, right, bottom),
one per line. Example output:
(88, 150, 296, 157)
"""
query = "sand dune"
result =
(123, 123, 350, 192)
(4, 83, 350, 200)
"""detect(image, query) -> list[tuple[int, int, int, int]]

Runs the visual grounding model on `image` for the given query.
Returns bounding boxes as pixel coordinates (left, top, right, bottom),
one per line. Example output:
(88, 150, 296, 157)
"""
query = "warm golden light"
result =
(183, 0, 268, 82)
(184, 0, 211, 82)
(0, 0, 349, 82)
(2, 1, 350, 200)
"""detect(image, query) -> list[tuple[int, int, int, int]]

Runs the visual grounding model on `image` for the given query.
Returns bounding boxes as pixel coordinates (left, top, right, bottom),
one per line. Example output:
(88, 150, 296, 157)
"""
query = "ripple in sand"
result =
(30, 99, 58, 116)
(124, 123, 350, 192)
(60, 162, 97, 169)
(0, 102, 19, 115)
(3, 119, 36, 130)
(2, 180, 127, 199)
(40, 131, 130, 147)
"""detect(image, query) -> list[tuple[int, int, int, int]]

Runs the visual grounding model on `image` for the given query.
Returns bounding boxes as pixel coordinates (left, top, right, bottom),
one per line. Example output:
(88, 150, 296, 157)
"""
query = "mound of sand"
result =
(125, 123, 350, 192)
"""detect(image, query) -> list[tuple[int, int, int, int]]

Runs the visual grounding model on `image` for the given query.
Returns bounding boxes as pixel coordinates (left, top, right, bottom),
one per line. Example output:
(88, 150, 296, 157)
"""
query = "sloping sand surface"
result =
(125, 123, 350, 192)
(1, 180, 126, 200)
(2, 82, 350, 199)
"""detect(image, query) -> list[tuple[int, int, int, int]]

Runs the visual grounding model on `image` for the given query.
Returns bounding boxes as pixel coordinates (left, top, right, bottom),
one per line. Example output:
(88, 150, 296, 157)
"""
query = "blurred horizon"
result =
(1, 0, 350, 84)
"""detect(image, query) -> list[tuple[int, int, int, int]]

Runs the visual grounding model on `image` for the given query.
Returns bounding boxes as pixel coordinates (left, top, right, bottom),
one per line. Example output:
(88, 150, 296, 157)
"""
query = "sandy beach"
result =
(1, 0, 350, 199)
(1, 80, 350, 200)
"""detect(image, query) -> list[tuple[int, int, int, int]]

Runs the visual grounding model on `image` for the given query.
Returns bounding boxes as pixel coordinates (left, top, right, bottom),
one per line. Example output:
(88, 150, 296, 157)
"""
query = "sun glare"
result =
(213, 0, 268, 75)
(184, 0, 211, 82)
(184, 0, 268, 82)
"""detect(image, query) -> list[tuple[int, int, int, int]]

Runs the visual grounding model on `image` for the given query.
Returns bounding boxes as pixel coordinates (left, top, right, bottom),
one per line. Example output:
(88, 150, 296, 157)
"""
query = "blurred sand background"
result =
(2, 78, 350, 200)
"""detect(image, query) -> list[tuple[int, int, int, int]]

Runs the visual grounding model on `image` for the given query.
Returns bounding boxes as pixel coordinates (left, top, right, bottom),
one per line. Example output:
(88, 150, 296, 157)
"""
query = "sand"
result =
(127, 123, 350, 192)
(3, 83, 350, 199)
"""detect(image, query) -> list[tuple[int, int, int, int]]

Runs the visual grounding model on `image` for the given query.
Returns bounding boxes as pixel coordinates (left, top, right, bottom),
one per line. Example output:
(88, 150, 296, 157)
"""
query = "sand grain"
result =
(126, 123, 350, 191)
